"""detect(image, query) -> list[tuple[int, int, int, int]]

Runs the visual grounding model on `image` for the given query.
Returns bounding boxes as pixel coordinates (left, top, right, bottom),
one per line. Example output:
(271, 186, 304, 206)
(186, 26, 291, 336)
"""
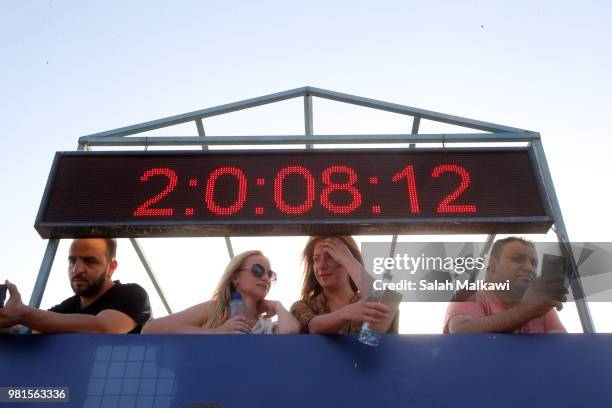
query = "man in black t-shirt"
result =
(0, 238, 151, 333)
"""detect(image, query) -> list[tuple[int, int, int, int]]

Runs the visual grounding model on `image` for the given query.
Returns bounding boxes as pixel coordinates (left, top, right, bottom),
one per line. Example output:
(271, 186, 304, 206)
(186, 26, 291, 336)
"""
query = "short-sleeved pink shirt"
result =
(444, 291, 565, 333)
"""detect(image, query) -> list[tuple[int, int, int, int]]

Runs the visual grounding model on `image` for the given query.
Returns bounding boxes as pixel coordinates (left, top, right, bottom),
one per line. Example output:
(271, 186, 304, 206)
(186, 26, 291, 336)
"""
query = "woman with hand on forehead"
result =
(142, 250, 299, 334)
(291, 236, 399, 334)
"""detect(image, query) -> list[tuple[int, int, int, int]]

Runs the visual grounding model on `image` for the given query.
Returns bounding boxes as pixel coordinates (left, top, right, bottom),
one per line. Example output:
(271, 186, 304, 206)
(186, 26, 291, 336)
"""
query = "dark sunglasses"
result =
(242, 263, 277, 282)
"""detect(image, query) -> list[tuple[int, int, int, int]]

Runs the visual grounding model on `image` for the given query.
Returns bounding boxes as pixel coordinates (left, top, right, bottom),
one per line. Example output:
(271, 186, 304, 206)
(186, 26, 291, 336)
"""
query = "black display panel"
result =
(35, 148, 552, 237)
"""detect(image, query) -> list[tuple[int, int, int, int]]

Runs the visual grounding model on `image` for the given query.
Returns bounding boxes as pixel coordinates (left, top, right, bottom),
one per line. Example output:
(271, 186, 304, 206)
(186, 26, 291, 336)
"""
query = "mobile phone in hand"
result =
(541, 254, 569, 287)
(0, 284, 6, 308)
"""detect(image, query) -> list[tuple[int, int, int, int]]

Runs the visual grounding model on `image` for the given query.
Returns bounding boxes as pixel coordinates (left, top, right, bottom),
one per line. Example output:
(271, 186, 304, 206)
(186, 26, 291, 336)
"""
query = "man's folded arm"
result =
(22, 308, 136, 334)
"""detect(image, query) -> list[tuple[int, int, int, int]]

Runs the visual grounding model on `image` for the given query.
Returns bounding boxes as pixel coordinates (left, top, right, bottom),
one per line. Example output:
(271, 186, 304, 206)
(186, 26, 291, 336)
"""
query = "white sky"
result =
(1, 1, 610, 333)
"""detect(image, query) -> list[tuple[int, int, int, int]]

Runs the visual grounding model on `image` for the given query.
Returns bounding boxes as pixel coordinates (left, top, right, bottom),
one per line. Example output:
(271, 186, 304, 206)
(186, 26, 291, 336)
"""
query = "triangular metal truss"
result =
(78, 86, 535, 148)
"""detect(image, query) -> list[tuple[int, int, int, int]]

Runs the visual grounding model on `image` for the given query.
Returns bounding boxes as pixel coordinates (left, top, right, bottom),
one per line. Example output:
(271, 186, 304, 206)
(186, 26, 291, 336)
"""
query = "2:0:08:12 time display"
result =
(39, 149, 548, 224)
(133, 162, 476, 218)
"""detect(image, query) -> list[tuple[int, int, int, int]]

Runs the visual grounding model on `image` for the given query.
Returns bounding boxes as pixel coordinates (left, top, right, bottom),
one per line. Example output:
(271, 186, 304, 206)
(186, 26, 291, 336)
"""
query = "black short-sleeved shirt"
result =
(48, 281, 151, 334)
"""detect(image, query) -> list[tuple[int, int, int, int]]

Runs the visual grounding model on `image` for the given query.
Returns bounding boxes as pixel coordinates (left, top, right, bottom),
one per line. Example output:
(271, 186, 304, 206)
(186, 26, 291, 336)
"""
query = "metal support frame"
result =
(195, 118, 207, 150)
(80, 132, 537, 147)
(224, 237, 235, 259)
(531, 139, 594, 332)
(304, 95, 313, 149)
(78, 87, 525, 142)
(28, 86, 594, 331)
(28, 239, 60, 308)
(409, 117, 421, 149)
(129, 238, 172, 314)
(304, 95, 314, 149)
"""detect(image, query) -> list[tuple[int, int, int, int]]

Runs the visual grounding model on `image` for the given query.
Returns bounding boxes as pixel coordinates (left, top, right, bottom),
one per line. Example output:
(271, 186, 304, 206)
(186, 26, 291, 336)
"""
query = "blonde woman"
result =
(291, 236, 399, 334)
(142, 250, 299, 334)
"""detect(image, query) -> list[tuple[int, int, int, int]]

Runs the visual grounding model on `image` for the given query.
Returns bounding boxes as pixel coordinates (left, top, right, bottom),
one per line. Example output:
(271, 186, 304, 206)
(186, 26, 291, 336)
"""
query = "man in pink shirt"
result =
(444, 237, 568, 333)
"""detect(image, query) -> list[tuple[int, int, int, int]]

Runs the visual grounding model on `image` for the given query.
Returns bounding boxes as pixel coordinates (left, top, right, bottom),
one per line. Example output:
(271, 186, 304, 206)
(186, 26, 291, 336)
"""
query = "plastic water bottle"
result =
(229, 292, 247, 334)
(358, 322, 383, 346)
(358, 271, 392, 347)
(230, 292, 245, 317)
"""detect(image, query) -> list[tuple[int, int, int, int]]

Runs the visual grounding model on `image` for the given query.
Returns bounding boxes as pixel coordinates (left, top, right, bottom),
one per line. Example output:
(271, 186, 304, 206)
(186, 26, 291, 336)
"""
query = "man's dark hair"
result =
(104, 238, 117, 261)
(484, 237, 536, 279)
(489, 237, 535, 261)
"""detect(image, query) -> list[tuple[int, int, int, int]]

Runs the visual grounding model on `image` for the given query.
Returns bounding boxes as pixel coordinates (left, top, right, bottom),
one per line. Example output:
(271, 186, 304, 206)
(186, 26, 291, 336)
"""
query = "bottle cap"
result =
(231, 292, 242, 300)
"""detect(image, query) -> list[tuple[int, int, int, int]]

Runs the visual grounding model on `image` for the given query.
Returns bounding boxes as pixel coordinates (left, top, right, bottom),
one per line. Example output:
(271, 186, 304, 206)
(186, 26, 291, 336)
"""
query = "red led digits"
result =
(432, 164, 477, 213)
(392, 165, 420, 214)
(204, 166, 247, 215)
(320, 165, 362, 214)
(274, 166, 315, 214)
(134, 168, 178, 217)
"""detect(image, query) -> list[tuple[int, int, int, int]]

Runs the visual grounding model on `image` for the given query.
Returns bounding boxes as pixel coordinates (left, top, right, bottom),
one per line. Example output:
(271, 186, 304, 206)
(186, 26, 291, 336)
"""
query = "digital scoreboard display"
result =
(35, 148, 552, 238)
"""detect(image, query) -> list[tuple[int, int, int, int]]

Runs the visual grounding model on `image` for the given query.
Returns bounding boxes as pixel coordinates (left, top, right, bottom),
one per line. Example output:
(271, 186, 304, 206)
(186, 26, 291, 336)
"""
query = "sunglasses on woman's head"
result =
(242, 263, 277, 282)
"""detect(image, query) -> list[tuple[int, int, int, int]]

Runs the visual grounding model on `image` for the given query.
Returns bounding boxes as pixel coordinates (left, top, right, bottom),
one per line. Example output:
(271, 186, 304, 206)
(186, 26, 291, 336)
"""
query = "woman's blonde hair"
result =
(204, 250, 263, 329)
(299, 236, 362, 301)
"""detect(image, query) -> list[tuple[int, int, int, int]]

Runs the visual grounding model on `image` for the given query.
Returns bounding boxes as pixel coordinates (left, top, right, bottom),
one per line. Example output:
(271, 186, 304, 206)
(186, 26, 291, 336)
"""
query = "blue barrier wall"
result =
(1, 334, 611, 408)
